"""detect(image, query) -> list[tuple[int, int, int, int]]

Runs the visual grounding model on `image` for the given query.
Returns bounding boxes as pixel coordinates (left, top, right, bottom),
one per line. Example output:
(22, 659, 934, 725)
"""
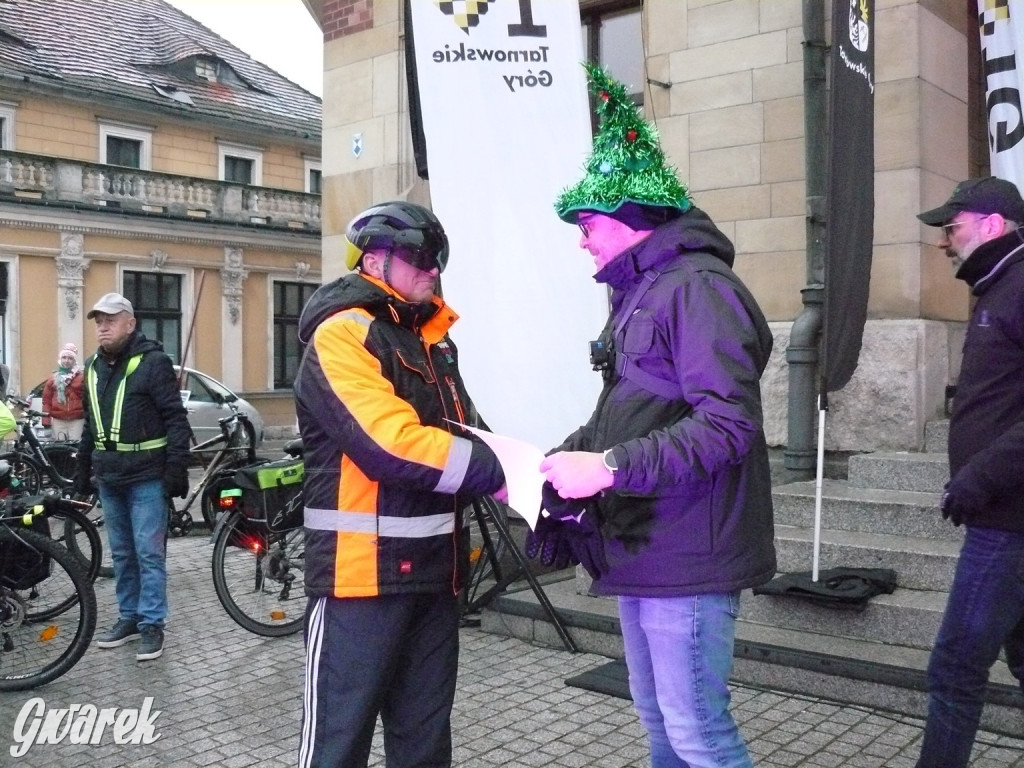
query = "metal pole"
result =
(784, 0, 827, 477)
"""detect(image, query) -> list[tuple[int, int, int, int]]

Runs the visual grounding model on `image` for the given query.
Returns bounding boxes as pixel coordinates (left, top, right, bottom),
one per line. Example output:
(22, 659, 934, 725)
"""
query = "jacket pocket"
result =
(394, 350, 435, 384)
(621, 316, 655, 354)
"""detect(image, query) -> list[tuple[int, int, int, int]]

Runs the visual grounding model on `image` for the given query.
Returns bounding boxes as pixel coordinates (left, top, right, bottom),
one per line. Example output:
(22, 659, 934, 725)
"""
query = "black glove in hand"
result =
(537, 482, 608, 580)
(72, 469, 95, 498)
(940, 473, 989, 527)
(524, 515, 577, 570)
(541, 481, 588, 521)
(164, 466, 190, 499)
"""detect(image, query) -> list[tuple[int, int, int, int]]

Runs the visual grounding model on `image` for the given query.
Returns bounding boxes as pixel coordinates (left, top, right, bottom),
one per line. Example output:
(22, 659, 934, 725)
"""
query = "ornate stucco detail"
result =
(295, 260, 310, 281)
(150, 249, 168, 270)
(57, 232, 89, 320)
(222, 246, 248, 325)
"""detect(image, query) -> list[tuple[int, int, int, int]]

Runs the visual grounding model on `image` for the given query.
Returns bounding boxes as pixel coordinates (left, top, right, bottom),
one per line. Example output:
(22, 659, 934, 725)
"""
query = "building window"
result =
(99, 122, 152, 169)
(305, 158, 322, 194)
(581, 4, 644, 107)
(123, 271, 182, 363)
(0, 102, 14, 149)
(273, 281, 316, 389)
(218, 142, 263, 186)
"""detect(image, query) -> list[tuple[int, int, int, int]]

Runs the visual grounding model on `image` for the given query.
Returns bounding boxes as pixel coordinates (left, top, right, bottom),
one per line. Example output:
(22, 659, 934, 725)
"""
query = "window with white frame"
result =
(304, 158, 322, 194)
(99, 121, 152, 169)
(0, 102, 16, 150)
(218, 142, 263, 185)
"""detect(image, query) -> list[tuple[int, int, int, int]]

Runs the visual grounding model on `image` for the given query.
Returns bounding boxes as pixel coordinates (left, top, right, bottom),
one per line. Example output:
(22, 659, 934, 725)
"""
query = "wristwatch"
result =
(602, 449, 618, 474)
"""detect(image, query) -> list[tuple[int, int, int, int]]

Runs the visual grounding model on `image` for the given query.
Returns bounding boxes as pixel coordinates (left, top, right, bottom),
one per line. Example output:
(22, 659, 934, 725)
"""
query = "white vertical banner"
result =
(409, 0, 606, 450)
(979, 0, 1024, 189)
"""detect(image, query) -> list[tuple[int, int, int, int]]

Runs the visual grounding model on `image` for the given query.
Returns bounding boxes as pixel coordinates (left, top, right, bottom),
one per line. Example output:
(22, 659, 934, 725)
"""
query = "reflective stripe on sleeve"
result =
(434, 435, 471, 494)
(304, 508, 455, 538)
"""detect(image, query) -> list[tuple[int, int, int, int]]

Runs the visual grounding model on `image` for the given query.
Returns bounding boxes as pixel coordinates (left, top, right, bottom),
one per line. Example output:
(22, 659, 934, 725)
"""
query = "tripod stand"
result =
(461, 497, 578, 653)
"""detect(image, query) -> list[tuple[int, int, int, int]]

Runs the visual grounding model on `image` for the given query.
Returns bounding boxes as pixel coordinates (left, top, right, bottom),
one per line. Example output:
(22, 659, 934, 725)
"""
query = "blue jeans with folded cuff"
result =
(916, 525, 1024, 768)
(619, 592, 752, 768)
(99, 478, 168, 629)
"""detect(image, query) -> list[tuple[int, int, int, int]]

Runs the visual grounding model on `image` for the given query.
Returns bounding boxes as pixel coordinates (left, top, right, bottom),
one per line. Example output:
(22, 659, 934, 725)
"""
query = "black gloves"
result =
(523, 482, 608, 580)
(73, 467, 95, 497)
(940, 471, 990, 527)
(164, 465, 190, 499)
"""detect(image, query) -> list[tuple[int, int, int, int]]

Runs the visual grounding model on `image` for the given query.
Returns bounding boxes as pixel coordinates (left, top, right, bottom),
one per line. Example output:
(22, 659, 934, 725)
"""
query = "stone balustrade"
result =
(0, 150, 321, 231)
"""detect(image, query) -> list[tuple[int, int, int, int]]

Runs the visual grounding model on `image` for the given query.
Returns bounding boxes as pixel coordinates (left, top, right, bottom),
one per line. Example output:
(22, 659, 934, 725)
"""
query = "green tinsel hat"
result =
(555, 62, 691, 223)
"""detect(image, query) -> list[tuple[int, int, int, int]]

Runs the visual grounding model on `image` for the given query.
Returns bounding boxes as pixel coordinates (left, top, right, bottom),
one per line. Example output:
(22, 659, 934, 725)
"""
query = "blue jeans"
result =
(619, 593, 752, 768)
(916, 526, 1024, 768)
(99, 479, 168, 629)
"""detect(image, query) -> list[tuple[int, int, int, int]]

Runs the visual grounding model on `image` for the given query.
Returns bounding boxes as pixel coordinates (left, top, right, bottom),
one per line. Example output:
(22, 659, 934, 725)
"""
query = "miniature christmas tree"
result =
(555, 62, 691, 222)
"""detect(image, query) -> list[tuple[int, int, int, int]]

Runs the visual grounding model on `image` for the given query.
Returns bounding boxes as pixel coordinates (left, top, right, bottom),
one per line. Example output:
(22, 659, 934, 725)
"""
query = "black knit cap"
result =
(918, 176, 1024, 226)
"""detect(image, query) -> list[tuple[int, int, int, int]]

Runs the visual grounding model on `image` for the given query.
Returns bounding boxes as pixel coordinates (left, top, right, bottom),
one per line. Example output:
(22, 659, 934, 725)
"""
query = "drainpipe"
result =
(785, 0, 827, 477)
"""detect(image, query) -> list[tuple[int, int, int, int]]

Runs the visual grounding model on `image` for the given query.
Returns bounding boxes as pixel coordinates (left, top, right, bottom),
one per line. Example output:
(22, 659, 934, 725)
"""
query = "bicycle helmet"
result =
(343, 201, 449, 273)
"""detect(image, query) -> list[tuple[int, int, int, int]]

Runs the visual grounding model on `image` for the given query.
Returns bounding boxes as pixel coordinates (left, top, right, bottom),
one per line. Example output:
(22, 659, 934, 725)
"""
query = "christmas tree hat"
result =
(555, 62, 691, 223)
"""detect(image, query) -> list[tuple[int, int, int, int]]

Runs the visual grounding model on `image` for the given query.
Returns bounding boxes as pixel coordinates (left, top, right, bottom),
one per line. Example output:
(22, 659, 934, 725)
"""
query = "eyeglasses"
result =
(578, 220, 592, 238)
(941, 216, 985, 239)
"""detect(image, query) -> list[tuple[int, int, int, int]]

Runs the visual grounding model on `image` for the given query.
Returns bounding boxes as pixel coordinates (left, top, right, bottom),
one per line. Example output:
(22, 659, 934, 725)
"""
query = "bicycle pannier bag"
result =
(0, 500, 53, 589)
(234, 458, 304, 532)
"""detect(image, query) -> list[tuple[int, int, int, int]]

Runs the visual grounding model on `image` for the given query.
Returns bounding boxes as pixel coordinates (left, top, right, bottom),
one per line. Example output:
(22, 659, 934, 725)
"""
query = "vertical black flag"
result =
(821, 0, 875, 392)
(403, 0, 429, 179)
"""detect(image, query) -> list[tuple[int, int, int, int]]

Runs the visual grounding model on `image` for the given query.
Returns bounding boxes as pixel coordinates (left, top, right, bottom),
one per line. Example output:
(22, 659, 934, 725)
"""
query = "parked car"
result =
(28, 366, 265, 448)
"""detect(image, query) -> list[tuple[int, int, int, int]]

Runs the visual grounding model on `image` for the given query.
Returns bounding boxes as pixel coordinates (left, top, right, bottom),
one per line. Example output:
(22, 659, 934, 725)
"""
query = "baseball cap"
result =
(87, 292, 134, 319)
(917, 176, 1024, 226)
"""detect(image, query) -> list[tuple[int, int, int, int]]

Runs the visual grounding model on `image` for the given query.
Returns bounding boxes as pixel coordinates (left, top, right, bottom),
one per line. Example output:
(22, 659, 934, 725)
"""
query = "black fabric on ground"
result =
(565, 658, 631, 700)
(753, 568, 897, 611)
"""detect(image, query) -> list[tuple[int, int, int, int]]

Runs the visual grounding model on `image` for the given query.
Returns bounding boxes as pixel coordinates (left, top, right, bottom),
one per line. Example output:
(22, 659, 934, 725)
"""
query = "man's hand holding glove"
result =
(524, 482, 608, 580)
(72, 465, 95, 498)
(164, 463, 190, 500)
(940, 469, 991, 527)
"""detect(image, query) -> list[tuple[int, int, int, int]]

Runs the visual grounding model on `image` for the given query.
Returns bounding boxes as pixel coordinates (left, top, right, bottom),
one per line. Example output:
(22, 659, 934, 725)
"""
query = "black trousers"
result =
(298, 592, 459, 768)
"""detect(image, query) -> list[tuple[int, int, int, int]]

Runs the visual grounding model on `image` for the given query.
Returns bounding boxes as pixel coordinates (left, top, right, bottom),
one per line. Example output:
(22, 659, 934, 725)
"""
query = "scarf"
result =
(54, 366, 75, 405)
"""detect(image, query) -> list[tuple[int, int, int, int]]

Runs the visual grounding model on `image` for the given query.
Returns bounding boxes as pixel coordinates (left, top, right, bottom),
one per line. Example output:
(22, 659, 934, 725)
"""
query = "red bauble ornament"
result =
(599, 91, 609, 102)
(627, 129, 637, 142)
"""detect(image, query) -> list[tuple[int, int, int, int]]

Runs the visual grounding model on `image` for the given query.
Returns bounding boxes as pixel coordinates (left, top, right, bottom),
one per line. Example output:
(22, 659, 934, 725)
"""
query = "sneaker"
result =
(136, 626, 164, 661)
(95, 619, 140, 648)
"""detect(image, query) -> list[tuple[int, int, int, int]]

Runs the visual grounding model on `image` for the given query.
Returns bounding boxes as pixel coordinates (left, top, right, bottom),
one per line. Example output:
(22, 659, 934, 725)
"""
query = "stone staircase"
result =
(482, 420, 1024, 736)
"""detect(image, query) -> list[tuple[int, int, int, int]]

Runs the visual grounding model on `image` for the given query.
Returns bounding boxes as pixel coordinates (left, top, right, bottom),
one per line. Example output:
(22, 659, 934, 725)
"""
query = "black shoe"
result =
(136, 626, 164, 661)
(96, 619, 140, 648)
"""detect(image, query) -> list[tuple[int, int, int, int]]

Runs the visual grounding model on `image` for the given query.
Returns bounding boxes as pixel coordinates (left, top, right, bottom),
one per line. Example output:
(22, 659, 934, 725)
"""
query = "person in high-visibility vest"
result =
(74, 292, 191, 662)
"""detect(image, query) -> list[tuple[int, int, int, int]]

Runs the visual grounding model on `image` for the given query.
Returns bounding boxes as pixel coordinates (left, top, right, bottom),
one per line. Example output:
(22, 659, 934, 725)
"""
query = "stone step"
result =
(483, 576, 1024, 737)
(772, 480, 958, 541)
(774, 524, 961, 592)
(925, 418, 949, 454)
(743, 584, 946, 651)
(848, 451, 949, 493)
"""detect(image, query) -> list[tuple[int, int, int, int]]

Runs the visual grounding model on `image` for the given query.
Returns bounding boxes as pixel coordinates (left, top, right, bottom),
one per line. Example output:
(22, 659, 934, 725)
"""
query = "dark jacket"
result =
(294, 273, 504, 599)
(79, 331, 191, 486)
(558, 207, 777, 597)
(948, 229, 1024, 531)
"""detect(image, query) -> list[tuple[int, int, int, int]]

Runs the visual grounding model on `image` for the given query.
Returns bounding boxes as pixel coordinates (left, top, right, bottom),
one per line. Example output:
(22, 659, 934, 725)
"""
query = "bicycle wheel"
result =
(60, 500, 106, 581)
(212, 512, 305, 636)
(0, 452, 44, 494)
(0, 527, 97, 691)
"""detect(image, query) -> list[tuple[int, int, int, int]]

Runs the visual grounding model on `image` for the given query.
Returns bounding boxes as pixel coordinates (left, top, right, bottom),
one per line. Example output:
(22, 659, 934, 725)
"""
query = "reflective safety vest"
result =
(87, 353, 168, 453)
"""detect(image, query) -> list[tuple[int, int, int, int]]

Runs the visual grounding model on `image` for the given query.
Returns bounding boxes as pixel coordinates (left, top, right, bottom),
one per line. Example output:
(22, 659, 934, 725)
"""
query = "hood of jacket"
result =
(595, 206, 735, 289)
(298, 273, 455, 346)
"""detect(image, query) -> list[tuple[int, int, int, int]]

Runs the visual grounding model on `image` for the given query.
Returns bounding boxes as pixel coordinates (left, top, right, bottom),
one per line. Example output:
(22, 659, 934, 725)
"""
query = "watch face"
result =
(603, 450, 618, 472)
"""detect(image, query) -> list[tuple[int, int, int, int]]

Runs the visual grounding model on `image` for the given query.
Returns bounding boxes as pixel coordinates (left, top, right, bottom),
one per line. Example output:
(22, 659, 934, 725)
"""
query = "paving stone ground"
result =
(1, 536, 1022, 767)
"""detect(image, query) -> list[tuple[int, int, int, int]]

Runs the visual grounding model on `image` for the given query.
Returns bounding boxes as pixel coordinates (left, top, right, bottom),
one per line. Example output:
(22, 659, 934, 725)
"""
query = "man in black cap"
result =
(915, 176, 1024, 767)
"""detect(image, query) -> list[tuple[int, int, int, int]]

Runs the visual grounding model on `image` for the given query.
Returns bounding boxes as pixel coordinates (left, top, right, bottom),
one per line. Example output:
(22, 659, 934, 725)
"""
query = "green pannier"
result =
(234, 457, 304, 532)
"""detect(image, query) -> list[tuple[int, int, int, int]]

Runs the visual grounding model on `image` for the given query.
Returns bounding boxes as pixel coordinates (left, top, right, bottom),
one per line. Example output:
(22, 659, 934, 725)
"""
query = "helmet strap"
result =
(382, 251, 394, 287)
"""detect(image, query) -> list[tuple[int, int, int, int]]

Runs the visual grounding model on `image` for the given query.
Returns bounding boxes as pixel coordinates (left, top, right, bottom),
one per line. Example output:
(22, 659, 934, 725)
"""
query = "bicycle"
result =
(210, 440, 305, 637)
(0, 398, 108, 579)
(168, 406, 259, 535)
(0, 496, 98, 691)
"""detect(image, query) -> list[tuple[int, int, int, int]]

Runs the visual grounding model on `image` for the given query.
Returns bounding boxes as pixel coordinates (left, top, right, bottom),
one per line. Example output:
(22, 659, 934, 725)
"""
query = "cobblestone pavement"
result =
(1, 536, 1022, 767)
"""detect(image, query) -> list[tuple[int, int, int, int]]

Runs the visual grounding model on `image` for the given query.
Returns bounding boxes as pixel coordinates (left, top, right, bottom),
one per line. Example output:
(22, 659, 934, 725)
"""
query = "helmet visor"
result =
(393, 234, 448, 273)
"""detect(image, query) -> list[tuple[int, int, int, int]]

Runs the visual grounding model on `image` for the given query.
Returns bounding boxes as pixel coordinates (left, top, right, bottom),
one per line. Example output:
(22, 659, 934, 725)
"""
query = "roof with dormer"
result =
(0, 0, 321, 141)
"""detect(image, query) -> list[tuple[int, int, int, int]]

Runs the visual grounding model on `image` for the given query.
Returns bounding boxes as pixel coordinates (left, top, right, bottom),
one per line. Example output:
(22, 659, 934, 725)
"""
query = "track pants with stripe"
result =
(298, 592, 460, 768)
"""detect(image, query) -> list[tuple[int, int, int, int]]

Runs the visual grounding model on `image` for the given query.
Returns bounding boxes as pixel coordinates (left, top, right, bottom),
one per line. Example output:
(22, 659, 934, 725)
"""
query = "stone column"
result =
(56, 231, 89, 353)
(221, 247, 248, 391)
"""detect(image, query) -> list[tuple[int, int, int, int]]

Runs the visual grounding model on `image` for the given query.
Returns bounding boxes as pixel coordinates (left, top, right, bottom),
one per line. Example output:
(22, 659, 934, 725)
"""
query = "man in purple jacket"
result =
(915, 176, 1024, 768)
(533, 64, 776, 768)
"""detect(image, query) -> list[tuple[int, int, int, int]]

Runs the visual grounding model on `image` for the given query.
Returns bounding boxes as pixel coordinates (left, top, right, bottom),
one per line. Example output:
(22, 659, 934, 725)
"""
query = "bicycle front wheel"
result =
(59, 500, 106, 581)
(211, 513, 305, 637)
(0, 452, 44, 494)
(0, 527, 97, 691)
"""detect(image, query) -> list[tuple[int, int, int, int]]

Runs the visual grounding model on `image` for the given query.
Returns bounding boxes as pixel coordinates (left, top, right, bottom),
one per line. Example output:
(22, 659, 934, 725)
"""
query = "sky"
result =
(164, 0, 323, 97)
